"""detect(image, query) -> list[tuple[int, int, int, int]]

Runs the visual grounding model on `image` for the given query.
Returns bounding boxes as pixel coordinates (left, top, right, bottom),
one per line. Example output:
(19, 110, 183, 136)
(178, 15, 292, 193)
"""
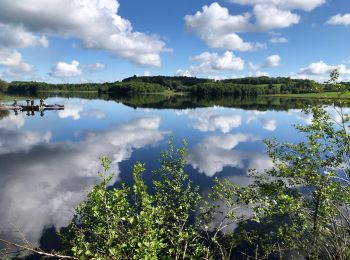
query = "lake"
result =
(0, 94, 342, 255)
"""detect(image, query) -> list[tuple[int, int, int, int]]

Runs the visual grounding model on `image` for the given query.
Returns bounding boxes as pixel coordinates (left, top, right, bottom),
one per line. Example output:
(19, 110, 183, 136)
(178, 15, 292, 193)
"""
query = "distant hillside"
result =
(1, 75, 348, 97)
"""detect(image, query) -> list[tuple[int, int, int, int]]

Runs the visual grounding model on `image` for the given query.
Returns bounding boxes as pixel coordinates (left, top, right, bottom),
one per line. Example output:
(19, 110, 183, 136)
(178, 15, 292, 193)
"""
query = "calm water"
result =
(0, 95, 335, 253)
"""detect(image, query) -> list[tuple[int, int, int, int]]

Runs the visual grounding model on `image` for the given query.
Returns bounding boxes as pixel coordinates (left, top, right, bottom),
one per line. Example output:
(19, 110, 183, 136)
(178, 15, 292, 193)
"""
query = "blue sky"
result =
(0, 0, 349, 83)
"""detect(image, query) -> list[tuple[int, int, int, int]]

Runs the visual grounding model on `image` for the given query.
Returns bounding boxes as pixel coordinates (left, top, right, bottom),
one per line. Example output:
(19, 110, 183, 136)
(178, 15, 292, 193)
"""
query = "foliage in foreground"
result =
(62, 71, 350, 260)
(63, 141, 208, 259)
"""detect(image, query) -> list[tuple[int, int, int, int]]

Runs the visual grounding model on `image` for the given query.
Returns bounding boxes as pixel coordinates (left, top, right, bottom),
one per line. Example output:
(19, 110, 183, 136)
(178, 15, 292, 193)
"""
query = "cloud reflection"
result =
(246, 111, 277, 131)
(0, 113, 25, 129)
(0, 116, 164, 245)
(177, 109, 242, 133)
(187, 134, 272, 178)
(58, 104, 83, 120)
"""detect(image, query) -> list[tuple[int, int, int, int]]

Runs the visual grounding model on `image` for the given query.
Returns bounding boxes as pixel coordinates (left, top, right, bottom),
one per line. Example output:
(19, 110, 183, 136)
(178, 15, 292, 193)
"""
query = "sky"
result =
(0, 0, 349, 83)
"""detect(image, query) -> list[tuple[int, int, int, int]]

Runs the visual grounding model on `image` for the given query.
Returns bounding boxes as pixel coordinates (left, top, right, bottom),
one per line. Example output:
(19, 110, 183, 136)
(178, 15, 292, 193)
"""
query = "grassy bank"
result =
(269, 91, 350, 100)
(145, 89, 186, 96)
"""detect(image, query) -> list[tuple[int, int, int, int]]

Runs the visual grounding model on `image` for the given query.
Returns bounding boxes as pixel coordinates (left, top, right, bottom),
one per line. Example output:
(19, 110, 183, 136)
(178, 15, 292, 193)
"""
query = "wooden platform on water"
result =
(0, 104, 64, 111)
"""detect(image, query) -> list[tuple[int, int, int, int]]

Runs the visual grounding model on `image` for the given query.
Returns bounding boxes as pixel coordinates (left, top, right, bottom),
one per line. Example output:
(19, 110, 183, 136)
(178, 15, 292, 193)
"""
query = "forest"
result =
(1, 76, 347, 98)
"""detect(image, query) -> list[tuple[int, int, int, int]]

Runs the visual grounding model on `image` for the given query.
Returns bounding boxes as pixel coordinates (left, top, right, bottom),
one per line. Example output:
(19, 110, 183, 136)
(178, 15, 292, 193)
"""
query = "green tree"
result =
(206, 69, 350, 259)
(63, 140, 208, 259)
(0, 79, 8, 93)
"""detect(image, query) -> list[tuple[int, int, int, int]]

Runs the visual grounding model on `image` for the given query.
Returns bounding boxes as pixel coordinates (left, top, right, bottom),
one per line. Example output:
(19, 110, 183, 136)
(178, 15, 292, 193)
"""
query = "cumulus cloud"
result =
(292, 61, 350, 82)
(253, 4, 299, 30)
(192, 51, 245, 72)
(0, 49, 23, 67)
(0, 49, 34, 79)
(0, 116, 164, 245)
(49, 60, 82, 78)
(0, 24, 35, 49)
(327, 13, 350, 25)
(176, 51, 244, 77)
(175, 69, 192, 77)
(0, 0, 167, 66)
(185, 1, 324, 50)
(248, 54, 280, 73)
(263, 55, 281, 67)
(185, 3, 255, 51)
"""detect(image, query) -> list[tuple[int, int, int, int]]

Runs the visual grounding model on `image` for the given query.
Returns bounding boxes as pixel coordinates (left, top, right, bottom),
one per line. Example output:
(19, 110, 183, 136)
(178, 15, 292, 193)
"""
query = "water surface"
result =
(0, 95, 329, 252)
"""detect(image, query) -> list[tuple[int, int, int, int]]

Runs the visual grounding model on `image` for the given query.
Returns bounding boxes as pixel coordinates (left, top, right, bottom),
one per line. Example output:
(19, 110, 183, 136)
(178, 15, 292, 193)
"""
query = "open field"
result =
(269, 91, 350, 100)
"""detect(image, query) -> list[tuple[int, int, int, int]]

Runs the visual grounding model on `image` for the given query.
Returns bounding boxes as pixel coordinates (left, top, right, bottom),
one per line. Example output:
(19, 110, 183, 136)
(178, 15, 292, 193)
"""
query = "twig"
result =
(0, 238, 77, 259)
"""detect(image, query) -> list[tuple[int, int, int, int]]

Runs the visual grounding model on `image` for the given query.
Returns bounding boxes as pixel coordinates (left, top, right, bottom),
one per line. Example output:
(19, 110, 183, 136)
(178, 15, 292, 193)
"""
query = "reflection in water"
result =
(0, 116, 164, 245)
(178, 109, 242, 133)
(0, 113, 25, 129)
(246, 111, 277, 132)
(0, 95, 321, 254)
(187, 134, 272, 178)
(58, 104, 83, 120)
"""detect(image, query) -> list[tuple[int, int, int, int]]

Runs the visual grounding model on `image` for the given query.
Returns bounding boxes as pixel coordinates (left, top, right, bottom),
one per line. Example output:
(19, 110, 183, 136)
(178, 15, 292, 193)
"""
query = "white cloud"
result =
(0, 49, 22, 67)
(248, 54, 280, 73)
(270, 37, 288, 43)
(292, 61, 350, 82)
(229, 0, 325, 12)
(264, 54, 281, 67)
(175, 69, 192, 77)
(185, 1, 324, 50)
(327, 13, 350, 26)
(38, 35, 49, 48)
(248, 70, 270, 77)
(49, 60, 82, 78)
(192, 51, 245, 72)
(185, 3, 255, 51)
(83, 62, 106, 72)
(0, 0, 167, 67)
(176, 51, 244, 77)
(0, 23, 37, 49)
(248, 61, 259, 70)
(0, 49, 34, 79)
(92, 62, 105, 71)
(253, 4, 300, 31)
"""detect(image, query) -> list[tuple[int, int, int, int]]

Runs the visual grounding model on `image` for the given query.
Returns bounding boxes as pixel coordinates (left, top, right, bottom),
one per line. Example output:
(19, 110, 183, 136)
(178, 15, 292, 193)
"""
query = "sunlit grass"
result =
(270, 91, 350, 99)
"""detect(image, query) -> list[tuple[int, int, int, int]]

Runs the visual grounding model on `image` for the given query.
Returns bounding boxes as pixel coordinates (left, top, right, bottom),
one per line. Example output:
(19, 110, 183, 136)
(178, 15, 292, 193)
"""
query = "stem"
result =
(0, 238, 78, 259)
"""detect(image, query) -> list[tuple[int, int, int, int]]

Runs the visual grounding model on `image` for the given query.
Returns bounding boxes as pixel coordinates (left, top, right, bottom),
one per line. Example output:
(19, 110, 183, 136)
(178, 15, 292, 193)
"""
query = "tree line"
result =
(0, 75, 349, 97)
